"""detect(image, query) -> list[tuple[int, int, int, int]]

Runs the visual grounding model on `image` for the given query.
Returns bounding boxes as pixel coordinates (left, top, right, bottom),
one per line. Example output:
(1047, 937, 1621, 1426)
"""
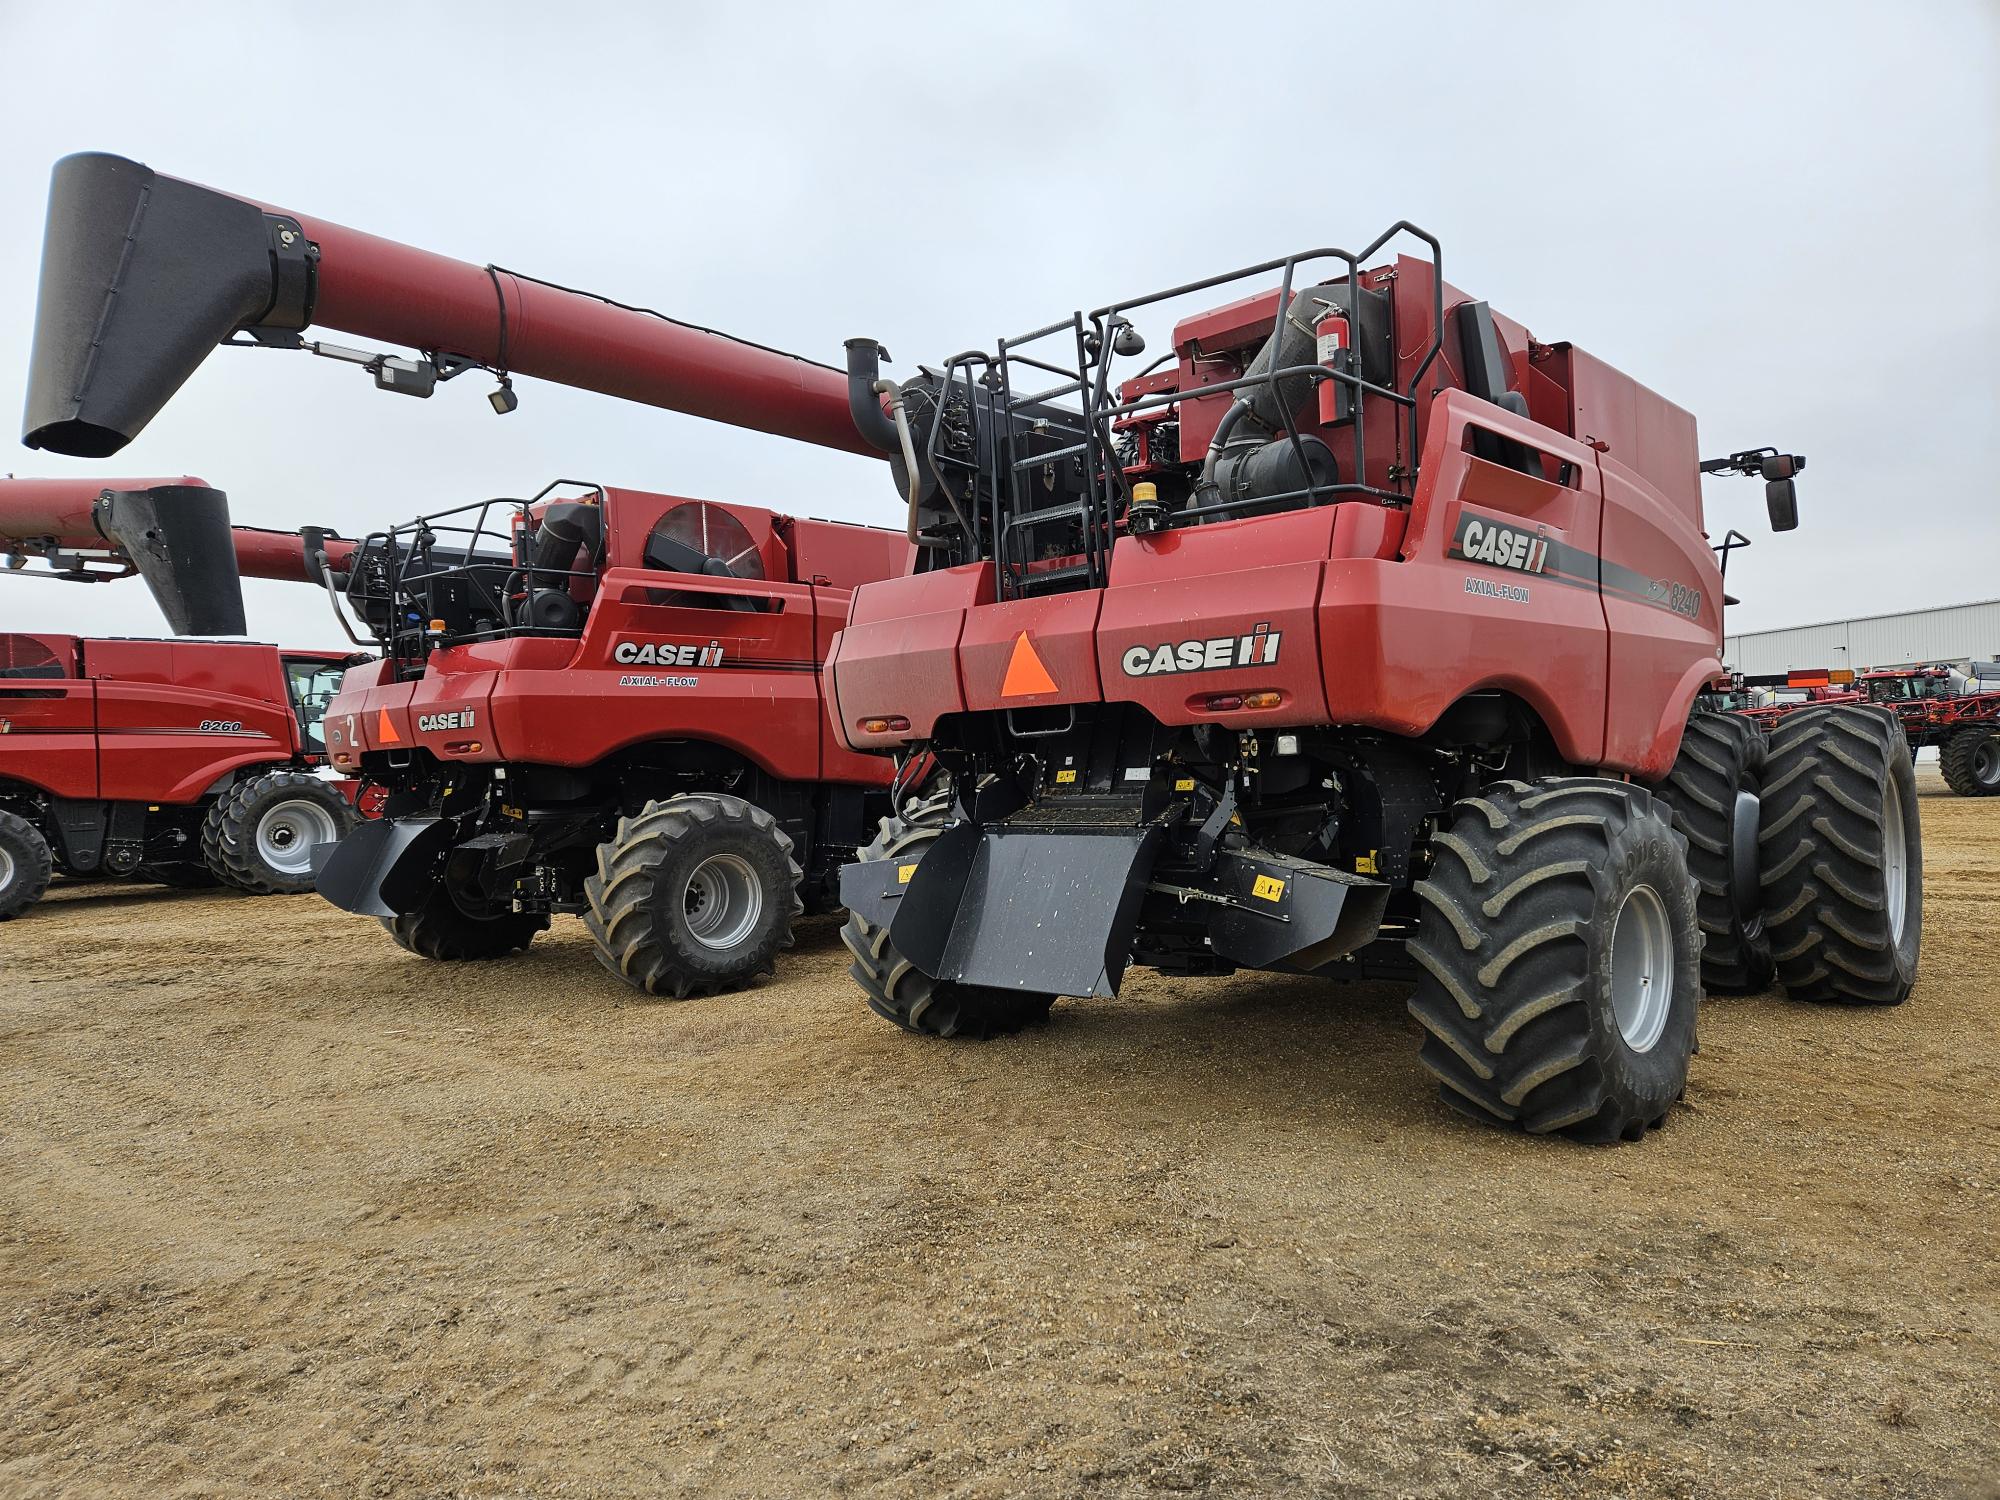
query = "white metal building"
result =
(1725, 598, 2000, 676)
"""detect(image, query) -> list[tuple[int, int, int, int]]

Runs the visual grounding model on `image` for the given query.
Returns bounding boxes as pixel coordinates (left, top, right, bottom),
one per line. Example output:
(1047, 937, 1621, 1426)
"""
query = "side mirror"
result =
(1765, 477, 1799, 532)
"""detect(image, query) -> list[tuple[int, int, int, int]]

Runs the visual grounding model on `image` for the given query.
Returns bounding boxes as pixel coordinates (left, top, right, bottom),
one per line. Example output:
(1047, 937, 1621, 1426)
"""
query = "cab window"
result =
(285, 661, 346, 751)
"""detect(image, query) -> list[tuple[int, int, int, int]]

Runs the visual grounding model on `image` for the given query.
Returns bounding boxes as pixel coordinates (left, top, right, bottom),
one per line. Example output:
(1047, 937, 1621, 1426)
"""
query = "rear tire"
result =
(1759, 705, 1921, 1004)
(215, 770, 356, 894)
(1408, 778, 1701, 1144)
(0, 810, 54, 920)
(382, 888, 549, 960)
(841, 793, 1057, 1039)
(1938, 725, 2000, 796)
(582, 793, 802, 998)
(1648, 712, 1775, 993)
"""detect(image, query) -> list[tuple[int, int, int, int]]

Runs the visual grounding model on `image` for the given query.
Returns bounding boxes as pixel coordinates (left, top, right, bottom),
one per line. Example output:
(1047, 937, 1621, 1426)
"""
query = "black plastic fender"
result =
(311, 815, 451, 917)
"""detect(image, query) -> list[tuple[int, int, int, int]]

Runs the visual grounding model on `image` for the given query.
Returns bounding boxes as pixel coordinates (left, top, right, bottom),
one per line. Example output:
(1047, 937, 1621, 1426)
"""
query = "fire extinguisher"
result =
(1315, 308, 1352, 426)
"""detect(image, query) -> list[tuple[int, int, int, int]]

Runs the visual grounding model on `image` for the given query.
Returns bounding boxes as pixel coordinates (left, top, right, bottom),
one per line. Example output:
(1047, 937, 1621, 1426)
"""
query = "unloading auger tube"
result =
(0, 475, 357, 635)
(22, 152, 883, 460)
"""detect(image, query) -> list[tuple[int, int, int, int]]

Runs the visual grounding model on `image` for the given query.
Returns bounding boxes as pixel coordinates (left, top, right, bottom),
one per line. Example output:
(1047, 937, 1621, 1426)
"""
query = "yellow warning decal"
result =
(1055, 768, 1078, 784)
(1174, 777, 1195, 792)
(898, 863, 918, 884)
(1356, 851, 1379, 875)
(1251, 874, 1287, 902)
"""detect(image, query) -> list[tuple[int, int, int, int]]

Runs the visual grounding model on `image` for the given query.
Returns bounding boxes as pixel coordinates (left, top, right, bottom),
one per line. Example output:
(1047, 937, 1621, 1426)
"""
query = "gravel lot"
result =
(3, 768, 1995, 1498)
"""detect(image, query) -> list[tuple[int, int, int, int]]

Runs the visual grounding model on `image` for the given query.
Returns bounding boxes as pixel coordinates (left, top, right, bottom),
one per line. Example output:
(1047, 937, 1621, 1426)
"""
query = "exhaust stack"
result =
(23, 153, 876, 459)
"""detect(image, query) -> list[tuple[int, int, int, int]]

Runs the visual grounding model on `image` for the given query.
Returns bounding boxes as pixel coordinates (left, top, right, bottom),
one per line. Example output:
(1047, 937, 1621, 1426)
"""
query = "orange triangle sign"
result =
(1001, 632, 1058, 697)
(376, 708, 402, 744)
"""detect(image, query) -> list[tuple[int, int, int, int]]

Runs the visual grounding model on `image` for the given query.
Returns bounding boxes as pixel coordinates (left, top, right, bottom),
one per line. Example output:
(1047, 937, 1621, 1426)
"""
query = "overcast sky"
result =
(0, 1, 1993, 648)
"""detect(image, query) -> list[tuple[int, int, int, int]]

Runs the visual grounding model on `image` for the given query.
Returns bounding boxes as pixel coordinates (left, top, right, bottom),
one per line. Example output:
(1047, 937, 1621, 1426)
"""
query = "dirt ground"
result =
(2, 769, 1995, 1499)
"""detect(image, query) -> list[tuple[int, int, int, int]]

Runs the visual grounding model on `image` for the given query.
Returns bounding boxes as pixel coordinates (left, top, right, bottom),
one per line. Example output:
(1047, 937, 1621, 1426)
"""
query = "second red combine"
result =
(20, 153, 905, 995)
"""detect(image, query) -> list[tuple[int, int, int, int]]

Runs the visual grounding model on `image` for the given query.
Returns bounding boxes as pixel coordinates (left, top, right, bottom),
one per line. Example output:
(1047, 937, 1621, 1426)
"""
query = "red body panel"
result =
(322, 492, 902, 793)
(0, 636, 339, 804)
(254, 201, 873, 457)
(831, 383, 1722, 775)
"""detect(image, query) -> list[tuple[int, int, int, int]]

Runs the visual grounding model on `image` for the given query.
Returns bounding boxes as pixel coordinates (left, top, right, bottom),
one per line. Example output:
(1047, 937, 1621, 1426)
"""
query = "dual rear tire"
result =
(203, 769, 356, 895)
(1759, 705, 1921, 1003)
(1939, 725, 2000, 797)
(1409, 703, 1922, 1142)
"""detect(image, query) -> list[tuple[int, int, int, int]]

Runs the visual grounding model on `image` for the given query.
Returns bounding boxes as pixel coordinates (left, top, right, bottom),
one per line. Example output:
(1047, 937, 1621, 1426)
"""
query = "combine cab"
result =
(828, 230, 1921, 1141)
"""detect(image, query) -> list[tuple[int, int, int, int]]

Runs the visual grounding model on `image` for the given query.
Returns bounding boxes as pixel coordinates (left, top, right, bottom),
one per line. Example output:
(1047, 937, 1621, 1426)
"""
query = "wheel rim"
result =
(683, 852, 764, 951)
(1883, 784, 1909, 945)
(1975, 738, 2000, 787)
(1610, 882, 1675, 1054)
(256, 799, 340, 877)
(0, 844, 13, 894)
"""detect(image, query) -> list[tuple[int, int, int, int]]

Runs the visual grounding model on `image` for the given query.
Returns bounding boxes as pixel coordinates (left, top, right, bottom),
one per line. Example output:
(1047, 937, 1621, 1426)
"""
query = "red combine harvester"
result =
(0, 476, 370, 918)
(20, 154, 906, 995)
(826, 231, 1922, 1142)
(1856, 664, 2000, 795)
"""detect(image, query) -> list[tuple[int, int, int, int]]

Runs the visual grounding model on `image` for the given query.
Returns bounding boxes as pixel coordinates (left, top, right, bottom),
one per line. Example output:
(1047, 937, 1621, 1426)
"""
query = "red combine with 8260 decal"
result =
(0, 476, 373, 918)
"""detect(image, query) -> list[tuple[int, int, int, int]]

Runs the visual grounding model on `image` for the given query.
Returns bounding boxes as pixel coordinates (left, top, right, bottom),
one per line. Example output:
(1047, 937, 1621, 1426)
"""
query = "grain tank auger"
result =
(828, 229, 1923, 1142)
(23, 152, 878, 459)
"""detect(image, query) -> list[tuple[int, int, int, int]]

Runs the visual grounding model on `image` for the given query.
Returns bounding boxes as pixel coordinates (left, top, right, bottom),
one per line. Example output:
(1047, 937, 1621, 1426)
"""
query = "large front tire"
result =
(1649, 712, 1775, 993)
(0, 810, 53, 920)
(1408, 779, 1701, 1144)
(1938, 725, 2000, 797)
(213, 770, 356, 894)
(1759, 705, 1921, 1004)
(582, 794, 802, 998)
(841, 795, 1057, 1040)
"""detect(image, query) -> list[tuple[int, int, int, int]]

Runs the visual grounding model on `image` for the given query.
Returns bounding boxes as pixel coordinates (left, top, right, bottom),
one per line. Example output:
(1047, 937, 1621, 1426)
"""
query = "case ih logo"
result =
(1121, 624, 1281, 677)
(614, 639, 725, 668)
(1451, 514, 1549, 575)
(417, 710, 475, 733)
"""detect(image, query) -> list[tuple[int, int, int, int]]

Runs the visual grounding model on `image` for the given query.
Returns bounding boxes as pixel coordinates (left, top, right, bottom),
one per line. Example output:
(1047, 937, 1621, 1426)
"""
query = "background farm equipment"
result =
(0, 475, 373, 918)
(1858, 664, 2000, 795)
(825, 230, 1918, 1143)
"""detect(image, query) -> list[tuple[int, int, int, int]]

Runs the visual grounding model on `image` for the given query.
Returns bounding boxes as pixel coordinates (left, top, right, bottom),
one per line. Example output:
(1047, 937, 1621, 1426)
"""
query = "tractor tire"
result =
(1759, 705, 1921, 1004)
(583, 793, 803, 998)
(140, 860, 219, 889)
(214, 770, 357, 895)
(1938, 725, 2000, 796)
(1648, 712, 1776, 993)
(198, 795, 234, 885)
(840, 794, 1058, 1040)
(382, 889, 550, 961)
(1407, 778, 1701, 1144)
(0, 810, 54, 920)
